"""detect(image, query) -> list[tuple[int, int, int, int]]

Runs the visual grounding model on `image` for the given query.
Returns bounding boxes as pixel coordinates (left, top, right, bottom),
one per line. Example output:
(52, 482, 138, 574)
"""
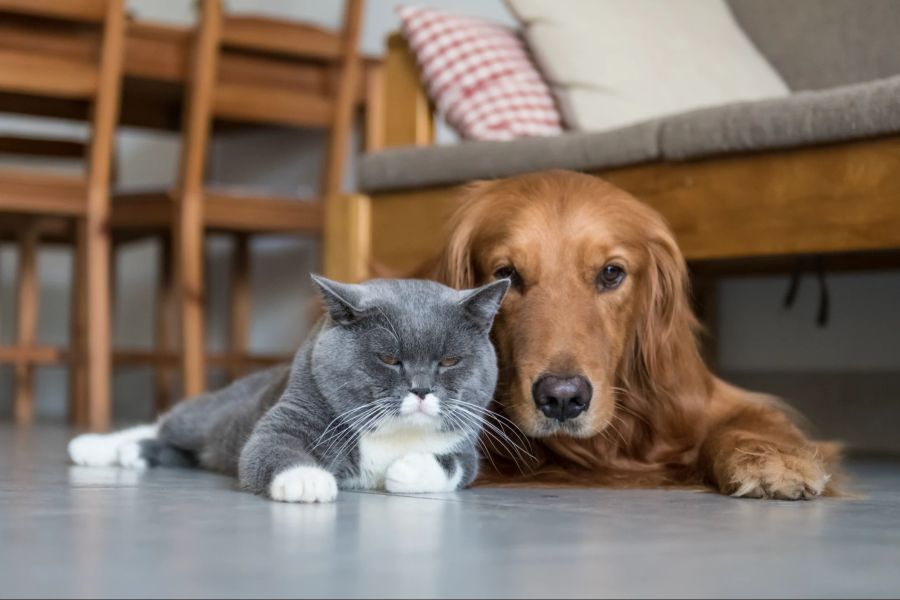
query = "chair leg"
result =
(154, 236, 175, 412)
(228, 233, 251, 381)
(177, 198, 206, 398)
(68, 222, 88, 427)
(85, 211, 112, 431)
(15, 225, 39, 426)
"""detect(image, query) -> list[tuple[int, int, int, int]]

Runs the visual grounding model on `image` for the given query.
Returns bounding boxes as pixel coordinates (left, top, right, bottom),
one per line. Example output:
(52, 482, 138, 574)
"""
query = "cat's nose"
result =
(531, 375, 592, 422)
(410, 387, 432, 399)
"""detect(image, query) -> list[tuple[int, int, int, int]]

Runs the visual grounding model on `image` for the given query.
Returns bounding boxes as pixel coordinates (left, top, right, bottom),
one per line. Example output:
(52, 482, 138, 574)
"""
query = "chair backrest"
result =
(181, 0, 364, 199)
(0, 0, 114, 100)
(727, 0, 900, 91)
(0, 0, 125, 192)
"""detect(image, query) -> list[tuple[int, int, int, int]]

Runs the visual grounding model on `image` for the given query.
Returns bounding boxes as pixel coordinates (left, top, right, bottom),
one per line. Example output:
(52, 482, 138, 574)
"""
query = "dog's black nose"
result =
(532, 375, 592, 422)
(410, 388, 431, 399)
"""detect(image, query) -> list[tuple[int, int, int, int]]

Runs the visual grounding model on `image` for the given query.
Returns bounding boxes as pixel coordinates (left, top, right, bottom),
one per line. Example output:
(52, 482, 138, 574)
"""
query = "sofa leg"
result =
(324, 193, 371, 282)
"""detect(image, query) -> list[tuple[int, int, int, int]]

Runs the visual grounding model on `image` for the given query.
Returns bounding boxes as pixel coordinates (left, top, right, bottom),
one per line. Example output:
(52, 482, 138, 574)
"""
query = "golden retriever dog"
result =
(430, 170, 838, 499)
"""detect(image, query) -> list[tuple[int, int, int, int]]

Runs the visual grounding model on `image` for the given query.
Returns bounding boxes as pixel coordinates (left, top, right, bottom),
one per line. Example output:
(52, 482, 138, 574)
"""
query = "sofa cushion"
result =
(358, 120, 661, 192)
(359, 76, 900, 193)
(727, 0, 900, 91)
(661, 76, 900, 160)
(396, 5, 563, 141)
(506, 0, 789, 132)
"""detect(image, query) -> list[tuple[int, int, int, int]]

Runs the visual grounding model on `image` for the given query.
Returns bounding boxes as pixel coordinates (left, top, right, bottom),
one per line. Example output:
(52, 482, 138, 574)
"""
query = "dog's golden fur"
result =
(429, 170, 839, 498)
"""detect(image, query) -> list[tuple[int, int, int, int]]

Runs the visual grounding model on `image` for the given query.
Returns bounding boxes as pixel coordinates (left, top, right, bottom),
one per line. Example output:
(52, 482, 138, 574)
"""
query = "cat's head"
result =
(309, 275, 509, 437)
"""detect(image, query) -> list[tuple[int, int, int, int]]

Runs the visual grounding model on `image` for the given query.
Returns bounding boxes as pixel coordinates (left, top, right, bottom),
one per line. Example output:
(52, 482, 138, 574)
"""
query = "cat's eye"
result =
(597, 264, 626, 291)
(379, 355, 400, 366)
(439, 356, 460, 368)
(494, 265, 523, 290)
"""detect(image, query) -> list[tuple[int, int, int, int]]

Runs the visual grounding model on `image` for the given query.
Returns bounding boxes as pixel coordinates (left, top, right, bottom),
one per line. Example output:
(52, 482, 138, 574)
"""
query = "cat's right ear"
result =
(310, 274, 366, 326)
(459, 278, 510, 333)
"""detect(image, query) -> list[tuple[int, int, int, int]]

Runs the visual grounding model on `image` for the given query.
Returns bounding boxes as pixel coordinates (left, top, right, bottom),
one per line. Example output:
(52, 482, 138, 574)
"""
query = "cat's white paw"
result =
(385, 452, 454, 494)
(68, 425, 158, 468)
(68, 434, 119, 467)
(117, 441, 148, 470)
(269, 466, 338, 503)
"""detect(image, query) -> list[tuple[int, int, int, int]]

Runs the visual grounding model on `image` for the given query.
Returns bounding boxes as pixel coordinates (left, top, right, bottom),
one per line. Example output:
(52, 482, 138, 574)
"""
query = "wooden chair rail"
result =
(0, 170, 88, 216)
(221, 15, 343, 61)
(0, 0, 106, 22)
(0, 48, 99, 99)
(212, 83, 333, 128)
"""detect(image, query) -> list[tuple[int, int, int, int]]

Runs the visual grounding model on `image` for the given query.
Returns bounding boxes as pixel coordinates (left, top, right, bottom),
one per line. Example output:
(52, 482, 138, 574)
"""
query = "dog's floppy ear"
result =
(630, 231, 702, 388)
(432, 181, 492, 290)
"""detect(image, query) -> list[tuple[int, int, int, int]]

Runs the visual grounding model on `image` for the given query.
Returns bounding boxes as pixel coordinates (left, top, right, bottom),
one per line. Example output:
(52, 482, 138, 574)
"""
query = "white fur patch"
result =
(117, 441, 148, 470)
(399, 392, 441, 417)
(68, 424, 158, 468)
(342, 423, 465, 491)
(385, 452, 461, 493)
(270, 466, 338, 503)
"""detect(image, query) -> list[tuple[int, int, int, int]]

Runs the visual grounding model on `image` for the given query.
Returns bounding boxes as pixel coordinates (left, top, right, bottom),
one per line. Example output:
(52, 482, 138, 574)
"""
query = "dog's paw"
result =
(68, 434, 119, 467)
(269, 466, 338, 503)
(385, 453, 453, 494)
(724, 441, 830, 500)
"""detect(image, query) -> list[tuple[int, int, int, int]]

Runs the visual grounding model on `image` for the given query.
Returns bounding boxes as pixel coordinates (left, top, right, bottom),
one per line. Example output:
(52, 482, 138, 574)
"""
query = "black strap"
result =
(815, 255, 830, 327)
(782, 255, 829, 327)
(783, 258, 803, 309)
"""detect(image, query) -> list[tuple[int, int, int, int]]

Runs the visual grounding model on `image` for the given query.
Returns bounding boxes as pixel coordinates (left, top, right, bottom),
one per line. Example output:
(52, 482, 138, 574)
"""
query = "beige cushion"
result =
(506, 0, 790, 132)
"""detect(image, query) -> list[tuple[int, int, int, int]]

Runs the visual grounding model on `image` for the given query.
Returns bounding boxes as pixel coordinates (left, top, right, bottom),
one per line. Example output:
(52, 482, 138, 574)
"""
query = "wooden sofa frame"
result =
(325, 35, 900, 350)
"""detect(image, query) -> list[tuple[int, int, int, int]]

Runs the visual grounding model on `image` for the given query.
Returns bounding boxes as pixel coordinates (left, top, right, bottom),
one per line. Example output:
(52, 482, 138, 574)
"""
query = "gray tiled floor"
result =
(2, 425, 899, 599)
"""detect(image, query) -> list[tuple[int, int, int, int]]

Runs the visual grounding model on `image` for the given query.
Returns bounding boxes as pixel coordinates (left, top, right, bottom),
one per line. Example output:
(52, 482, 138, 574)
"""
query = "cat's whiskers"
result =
(450, 408, 530, 475)
(314, 399, 393, 459)
(448, 397, 535, 455)
(311, 401, 384, 451)
(443, 409, 503, 475)
(446, 400, 537, 472)
(326, 404, 393, 469)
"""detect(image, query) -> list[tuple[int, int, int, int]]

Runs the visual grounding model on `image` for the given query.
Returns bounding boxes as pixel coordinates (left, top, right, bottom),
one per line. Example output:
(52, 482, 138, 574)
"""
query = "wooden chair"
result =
(0, 0, 125, 430)
(112, 0, 364, 401)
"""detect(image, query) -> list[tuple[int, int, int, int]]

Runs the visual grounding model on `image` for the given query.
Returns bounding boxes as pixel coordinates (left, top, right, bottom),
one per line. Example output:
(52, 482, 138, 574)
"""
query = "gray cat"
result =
(68, 275, 509, 503)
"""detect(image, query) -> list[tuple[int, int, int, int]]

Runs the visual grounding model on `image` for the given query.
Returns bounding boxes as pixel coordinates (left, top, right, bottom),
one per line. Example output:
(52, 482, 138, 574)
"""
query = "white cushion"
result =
(506, 0, 790, 131)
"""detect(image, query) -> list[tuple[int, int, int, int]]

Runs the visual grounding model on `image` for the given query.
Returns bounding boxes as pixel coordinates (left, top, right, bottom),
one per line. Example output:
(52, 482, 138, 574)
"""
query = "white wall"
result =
(1, 1, 898, 437)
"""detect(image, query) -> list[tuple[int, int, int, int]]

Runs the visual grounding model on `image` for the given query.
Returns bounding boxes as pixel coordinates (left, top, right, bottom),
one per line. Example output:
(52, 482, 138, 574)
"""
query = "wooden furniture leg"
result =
(324, 194, 371, 282)
(85, 0, 126, 431)
(15, 225, 39, 425)
(228, 233, 251, 380)
(68, 222, 88, 426)
(177, 0, 221, 397)
(154, 237, 175, 412)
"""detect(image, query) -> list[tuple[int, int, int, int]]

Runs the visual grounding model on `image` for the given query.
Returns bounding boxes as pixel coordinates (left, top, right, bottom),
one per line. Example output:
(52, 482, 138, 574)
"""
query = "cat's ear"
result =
(458, 279, 510, 333)
(311, 274, 367, 326)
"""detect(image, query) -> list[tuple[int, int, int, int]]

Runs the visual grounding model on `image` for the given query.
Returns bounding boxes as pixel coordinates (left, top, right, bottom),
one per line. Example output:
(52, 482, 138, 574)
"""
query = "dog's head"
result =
(434, 170, 703, 440)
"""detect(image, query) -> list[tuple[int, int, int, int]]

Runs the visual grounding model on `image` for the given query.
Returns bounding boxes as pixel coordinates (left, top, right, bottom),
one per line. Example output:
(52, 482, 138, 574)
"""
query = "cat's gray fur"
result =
(133, 275, 508, 499)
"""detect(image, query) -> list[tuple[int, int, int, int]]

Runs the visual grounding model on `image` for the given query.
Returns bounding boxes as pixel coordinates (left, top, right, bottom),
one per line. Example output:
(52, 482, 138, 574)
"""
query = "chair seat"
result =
(111, 187, 324, 234)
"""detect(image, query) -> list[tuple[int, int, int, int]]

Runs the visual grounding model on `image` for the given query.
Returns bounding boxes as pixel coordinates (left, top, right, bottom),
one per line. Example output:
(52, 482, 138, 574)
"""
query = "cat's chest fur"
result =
(341, 427, 465, 490)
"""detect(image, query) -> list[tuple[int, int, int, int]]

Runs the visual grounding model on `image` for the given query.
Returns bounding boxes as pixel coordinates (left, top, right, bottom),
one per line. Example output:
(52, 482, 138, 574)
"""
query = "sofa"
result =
(325, 0, 900, 331)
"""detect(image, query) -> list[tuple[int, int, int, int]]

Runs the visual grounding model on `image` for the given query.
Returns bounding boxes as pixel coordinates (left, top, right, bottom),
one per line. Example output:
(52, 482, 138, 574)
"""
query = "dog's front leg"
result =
(698, 399, 834, 500)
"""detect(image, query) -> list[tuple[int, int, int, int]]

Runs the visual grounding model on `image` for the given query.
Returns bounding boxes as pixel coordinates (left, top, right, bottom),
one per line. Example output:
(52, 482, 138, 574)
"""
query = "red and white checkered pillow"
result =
(396, 5, 564, 142)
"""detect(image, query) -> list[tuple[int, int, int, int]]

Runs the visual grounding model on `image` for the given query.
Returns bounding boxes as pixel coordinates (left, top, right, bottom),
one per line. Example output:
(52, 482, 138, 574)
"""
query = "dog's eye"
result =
(439, 356, 460, 368)
(494, 265, 523, 290)
(597, 264, 626, 290)
(379, 355, 401, 366)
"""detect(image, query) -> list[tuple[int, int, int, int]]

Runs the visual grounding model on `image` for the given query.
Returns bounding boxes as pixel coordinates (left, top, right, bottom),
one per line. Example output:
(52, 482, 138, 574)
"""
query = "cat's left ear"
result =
(311, 274, 367, 326)
(458, 279, 510, 333)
